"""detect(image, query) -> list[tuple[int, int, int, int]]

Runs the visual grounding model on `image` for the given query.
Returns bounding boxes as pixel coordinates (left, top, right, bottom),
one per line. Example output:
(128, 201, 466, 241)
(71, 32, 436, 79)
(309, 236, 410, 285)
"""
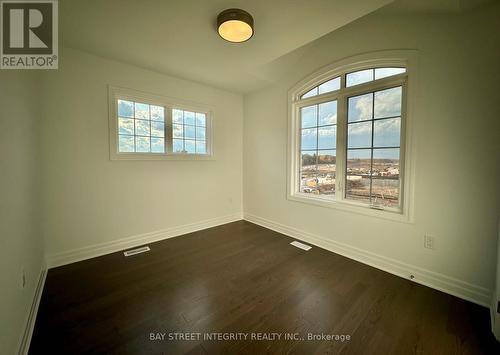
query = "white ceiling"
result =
(60, 0, 393, 93)
(61, 0, 494, 93)
(381, 0, 496, 13)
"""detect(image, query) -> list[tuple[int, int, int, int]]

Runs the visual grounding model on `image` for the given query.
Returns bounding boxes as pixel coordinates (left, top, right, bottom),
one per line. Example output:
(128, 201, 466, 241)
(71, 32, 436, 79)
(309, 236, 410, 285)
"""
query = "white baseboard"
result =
(18, 265, 47, 355)
(47, 213, 243, 268)
(244, 213, 492, 307)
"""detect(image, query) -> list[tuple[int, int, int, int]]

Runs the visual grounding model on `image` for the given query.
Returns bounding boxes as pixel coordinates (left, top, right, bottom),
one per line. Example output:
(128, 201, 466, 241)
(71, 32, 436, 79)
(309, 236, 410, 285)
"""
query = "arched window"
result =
(288, 56, 413, 218)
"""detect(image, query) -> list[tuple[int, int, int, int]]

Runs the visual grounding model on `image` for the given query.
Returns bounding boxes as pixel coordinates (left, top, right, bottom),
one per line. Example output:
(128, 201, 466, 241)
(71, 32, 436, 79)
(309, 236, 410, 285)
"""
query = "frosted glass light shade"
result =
(217, 9, 254, 43)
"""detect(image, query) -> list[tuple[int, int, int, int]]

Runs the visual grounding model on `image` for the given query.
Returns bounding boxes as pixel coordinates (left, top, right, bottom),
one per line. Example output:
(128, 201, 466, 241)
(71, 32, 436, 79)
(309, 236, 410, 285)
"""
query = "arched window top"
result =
(301, 76, 341, 99)
(299, 67, 406, 99)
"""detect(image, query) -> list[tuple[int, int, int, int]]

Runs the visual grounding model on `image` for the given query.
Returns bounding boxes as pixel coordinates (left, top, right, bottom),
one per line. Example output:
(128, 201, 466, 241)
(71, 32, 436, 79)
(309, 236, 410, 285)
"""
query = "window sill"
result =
(287, 192, 412, 224)
(110, 152, 215, 161)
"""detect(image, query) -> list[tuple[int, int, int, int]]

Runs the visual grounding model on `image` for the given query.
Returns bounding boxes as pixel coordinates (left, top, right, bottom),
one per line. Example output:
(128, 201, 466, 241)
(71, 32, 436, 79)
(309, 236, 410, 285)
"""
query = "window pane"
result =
(301, 151, 317, 168)
(184, 111, 195, 125)
(184, 125, 195, 139)
(118, 100, 134, 118)
(135, 136, 150, 152)
(318, 77, 340, 94)
(346, 149, 371, 176)
(374, 67, 406, 80)
(196, 140, 206, 154)
(118, 135, 134, 152)
(301, 87, 318, 99)
(151, 138, 165, 153)
(135, 103, 149, 119)
(151, 121, 165, 137)
(151, 105, 164, 121)
(196, 113, 206, 126)
(348, 93, 373, 122)
(300, 168, 317, 194)
(173, 124, 184, 138)
(347, 121, 372, 148)
(301, 105, 317, 128)
(374, 86, 402, 119)
(118, 117, 134, 135)
(135, 119, 150, 136)
(318, 150, 336, 167)
(346, 149, 371, 203)
(301, 128, 317, 150)
(371, 178, 399, 207)
(346, 69, 374, 87)
(318, 100, 337, 126)
(173, 139, 184, 152)
(196, 126, 206, 140)
(185, 140, 195, 153)
(318, 126, 336, 150)
(173, 109, 183, 124)
(346, 176, 371, 203)
(372, 149, 400, 178)
(317, 150, 336, 195)
(373, 118, 400, 147)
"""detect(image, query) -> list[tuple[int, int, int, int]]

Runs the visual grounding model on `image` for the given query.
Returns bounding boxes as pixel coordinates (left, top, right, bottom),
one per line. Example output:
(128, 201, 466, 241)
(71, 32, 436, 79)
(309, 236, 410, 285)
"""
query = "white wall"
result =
(243, 3, 500, 305)
(0, 71, 44, 354)
(41, 48, 243, 262)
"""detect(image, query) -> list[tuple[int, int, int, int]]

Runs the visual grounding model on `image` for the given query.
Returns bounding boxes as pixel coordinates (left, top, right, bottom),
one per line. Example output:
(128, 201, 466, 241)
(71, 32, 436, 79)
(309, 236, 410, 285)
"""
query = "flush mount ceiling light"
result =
(217, 8, 254, 43)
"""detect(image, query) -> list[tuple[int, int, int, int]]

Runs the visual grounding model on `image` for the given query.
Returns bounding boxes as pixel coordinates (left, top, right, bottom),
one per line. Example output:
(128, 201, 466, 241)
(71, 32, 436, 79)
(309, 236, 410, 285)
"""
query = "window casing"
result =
(288, 56, 414, 221)
(109, 86, 213, 160)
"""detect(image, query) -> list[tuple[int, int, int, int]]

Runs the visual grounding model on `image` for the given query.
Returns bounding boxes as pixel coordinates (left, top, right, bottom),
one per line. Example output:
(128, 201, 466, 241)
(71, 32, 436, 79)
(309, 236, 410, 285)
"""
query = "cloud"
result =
(151, 105, 165, 121)
(119, 135, 134, 152)
(118, 118, 134, 135)
(135, 103, 149, 119)
(347, 69, 373, 87)
(348, 121, 371, 135)
(319, 112, 337, 125)
(374, 87, 401, 118)
(349, 94, 372, 121)
(318, 126, 335, 136)
(173, 124, 184, 138)
(151, 121, 165, 137)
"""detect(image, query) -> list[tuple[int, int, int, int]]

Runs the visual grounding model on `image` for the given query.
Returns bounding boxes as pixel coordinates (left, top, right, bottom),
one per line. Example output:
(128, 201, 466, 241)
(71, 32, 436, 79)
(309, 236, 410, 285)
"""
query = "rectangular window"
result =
(109, 87, 212, 160)
(299, 100, 337, 196)
(117, 99, 165, 153)
(172, 109, 207, 154)
(346, 86, 402, 208)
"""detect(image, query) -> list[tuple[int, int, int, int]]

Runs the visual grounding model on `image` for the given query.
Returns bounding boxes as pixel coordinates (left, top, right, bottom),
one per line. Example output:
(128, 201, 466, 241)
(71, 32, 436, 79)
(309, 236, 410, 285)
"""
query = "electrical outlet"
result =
(424, 234, 435, 250)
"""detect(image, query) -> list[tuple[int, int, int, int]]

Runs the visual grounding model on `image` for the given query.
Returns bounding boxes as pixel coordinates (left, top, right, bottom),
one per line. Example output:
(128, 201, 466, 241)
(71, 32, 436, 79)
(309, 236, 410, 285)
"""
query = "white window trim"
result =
(108, 85, 214, 161)
(287, 50, 418, 223)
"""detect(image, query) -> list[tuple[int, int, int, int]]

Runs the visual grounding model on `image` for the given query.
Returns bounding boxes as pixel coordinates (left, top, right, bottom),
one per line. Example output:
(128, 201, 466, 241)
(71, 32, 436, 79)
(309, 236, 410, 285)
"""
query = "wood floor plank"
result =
(29, 221, 499, 354)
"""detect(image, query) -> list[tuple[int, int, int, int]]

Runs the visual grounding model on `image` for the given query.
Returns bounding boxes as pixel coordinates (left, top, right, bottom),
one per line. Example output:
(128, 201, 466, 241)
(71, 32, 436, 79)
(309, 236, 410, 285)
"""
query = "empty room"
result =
(2, 0, 500, 354)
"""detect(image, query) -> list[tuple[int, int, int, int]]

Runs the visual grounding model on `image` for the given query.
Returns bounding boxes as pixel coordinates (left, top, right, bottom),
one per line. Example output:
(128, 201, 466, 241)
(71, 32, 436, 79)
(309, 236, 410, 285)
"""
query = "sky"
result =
(301, 84, 402, 160)
(116, 101, 207, 154)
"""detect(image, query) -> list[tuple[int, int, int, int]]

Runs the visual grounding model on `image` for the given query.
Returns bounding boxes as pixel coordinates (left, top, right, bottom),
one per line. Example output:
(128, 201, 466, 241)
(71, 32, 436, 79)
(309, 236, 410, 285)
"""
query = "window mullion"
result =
(295, 92, 340, 108)
(165, 106, 173, 154)
(293, 104, 301, 197)
(336, 94, 347, 202)
(369, 93, 375, 205)
(315, 105, 319, 184)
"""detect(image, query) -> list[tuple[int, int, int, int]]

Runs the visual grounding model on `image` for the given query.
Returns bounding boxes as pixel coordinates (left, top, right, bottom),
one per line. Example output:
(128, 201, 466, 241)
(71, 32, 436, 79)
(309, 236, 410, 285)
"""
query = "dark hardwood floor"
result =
(30, 221, 498, 354)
